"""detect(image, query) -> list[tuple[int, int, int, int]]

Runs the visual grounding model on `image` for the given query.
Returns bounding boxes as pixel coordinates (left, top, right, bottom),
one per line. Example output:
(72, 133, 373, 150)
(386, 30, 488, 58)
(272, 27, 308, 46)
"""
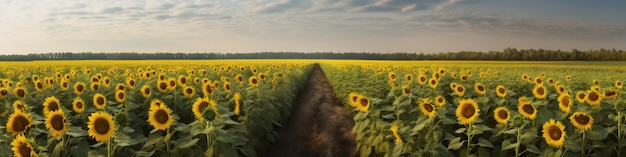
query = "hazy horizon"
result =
(1, 0, 625, 54)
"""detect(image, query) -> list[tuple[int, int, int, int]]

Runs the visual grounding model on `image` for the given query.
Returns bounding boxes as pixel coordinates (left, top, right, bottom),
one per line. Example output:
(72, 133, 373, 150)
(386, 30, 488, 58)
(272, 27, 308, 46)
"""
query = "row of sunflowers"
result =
(0, 60, 313, 157)
(320, 61, 626, 157)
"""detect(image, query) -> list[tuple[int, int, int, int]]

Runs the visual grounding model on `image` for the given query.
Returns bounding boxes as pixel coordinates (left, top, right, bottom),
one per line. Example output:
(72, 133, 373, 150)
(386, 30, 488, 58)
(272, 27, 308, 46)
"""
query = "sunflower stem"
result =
(618, 111, 623, 157)
(107, 139, 112, 157)
(466, 123, 472, 157)
(166, 128, 171, 152)
(582, 131, 586, 157)
(515, 127, 521, 157)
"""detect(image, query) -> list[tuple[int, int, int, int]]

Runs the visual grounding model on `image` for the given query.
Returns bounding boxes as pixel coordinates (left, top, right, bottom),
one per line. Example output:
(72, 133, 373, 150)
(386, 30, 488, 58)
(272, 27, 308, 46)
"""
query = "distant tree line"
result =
(0, 48, 625, 61)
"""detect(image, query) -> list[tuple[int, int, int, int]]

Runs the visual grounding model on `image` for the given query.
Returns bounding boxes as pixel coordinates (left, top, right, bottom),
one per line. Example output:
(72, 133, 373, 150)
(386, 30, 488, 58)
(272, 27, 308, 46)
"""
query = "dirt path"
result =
(263, 64, 357, 157)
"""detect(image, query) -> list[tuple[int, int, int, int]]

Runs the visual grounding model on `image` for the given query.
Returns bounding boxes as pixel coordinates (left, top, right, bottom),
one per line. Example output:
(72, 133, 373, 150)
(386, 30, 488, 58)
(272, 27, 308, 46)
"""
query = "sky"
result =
(1, 0, 625, 54)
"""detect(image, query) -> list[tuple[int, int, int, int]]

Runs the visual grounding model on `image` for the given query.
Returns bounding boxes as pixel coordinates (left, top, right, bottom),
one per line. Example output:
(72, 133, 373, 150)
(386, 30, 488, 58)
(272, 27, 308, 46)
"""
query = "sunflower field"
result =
(0, 60, 313, 157)
(320, 61, 626, 157)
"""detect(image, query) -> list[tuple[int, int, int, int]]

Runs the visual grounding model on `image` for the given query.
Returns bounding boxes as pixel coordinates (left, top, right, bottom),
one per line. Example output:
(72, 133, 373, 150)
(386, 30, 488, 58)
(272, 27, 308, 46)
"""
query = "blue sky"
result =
(1, 0, 625, 54)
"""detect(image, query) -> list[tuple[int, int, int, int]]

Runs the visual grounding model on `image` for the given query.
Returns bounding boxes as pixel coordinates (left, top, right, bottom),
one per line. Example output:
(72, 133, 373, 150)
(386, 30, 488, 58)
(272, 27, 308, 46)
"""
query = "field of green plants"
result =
(0, 60, 313, 157)
(320, 61, 626, 157)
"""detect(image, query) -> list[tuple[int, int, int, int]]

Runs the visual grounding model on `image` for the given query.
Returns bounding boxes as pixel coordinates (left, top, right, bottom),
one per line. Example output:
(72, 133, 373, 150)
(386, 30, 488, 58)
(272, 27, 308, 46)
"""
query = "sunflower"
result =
(454, 85, 465, 97)
(74, 82, 86, 95)
(157, 81, 168, 93)
(90, 83, 100, 91)
(72, 97, 85, 113)
(258, 73, 266, 81)
(235, 74, 244, 85)
(234, 92, 241, 116)
(115, 90, 126, 103)
(194, 78, 200, 84)
(428, 78, 438, 89)
(456, 99, 479, 125)
(567, 111, 594, 132)
(141, 85, 151, 98)
(13, 87, 27, 99)
(202, 82, 213, 96)
(418, 99, 436, 118)
(87, 111, 116, 142)
(388, 72, 397, 82)
(356, 95, 370, 113)
(102, 77, 111, 88)
(592, 79, 600, 86)
(555, 85, 566, 94)
(495, 85, 507, 98)
(43, 96, 61, 116)
(7, 111, 33, 135)
(177, 75, 187, 86)
(534, 77, 543, 85)
(0, 87, 8, 98)
(13, 100, 28, 113)
(223, 83, 232, 93)
(126, 77, 136, 90)
(604, 89, 619, 100)
(585, 90, 602, 106)
(460, 75, 468, 82)
(158, 74, 166, 81)
(60, 80, 70, 91)
(34, 81, 44, 92)
(575, 91, 586, 103)
(192, 97, 217, 121)
(591, 85, 600, 92)
(93, 93, 107, 110)
(183, 86, 195, 98)
(167, 78, 177, 90)
(45, 110, 67, 137)
(115, 83, 125, 91)
(493, 106, 510, 124)
(474, 82, 486, 95)
(390, 125, 402, 144)
(616, 80, 623, 89)
(417, 75, 427, 85)
(348, 93, 360, 107)
(401, 85, 411, 95)
(542, 119, 565, 148)
(518, 102, 537, 120)
(533, 85, 547, 99)
(547, 78, 554, 84)
(557, 94, 572, 113)
(11, 134, 37, 157)
(149, 99, 164, 109)
(249, 76, 259, 87)
(405, 74, 413, 82)
(148, 103, 173, 130)
(434, 95, 446, 108)
(565, 76, 571, 81)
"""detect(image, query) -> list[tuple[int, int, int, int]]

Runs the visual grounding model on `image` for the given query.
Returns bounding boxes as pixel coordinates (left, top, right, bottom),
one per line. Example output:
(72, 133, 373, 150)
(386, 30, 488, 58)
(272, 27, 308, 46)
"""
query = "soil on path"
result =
(263, 64, 358, 157)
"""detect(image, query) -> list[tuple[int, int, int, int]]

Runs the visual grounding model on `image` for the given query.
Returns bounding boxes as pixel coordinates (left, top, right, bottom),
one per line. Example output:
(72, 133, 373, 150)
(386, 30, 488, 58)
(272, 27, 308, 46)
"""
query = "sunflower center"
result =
(618, 82, 623, 86)
(352, 96, 358, 102)
(51, 114, 64, 130)
(94, 118, 110, 134)
(457, 87, 464, 93)
(97, 97, 105, 105)
(238, 77, 243, 82)
(154, 109, 169, 124)
(574, 114, 590, 125)
(63, 82, 68, 88)
(359, 98, 369, 107)
(420, 77, 426, 82)
(462, 76, 467, 80)
(0, 89, 7, 95)
(180, 78, 186, 84)
(476, 86, 484, 92)
(37, 82, 43, 89)
(198, 102, 209, 113)
(430, 80, 436, 85)
(461, 104, 475, 118)
(77, 85, 84, 91)
(549, 126, 562, 140)
(159, 82, 168, 89)
(404, 88, 410, 94)
(588, 92, 599, 101)
(118, 86, 124, 91)
(578, 93, 585, 100)
(497, 109, 508, 119)
(186, 88, 193, 94)
(225, 84, 231, 90)
(561, 97, 570, 107)
(606, 91, 617, 96)
(437, 98, 444, 103)
(76, 102, 83, 109)
(497, 88, 504, 94)
(130, 80, 135, 86)
(47, 102, 59, 112)
(537, 87, 545, 95)
(93, 84, 99, 90)
(17, 89, 25, 97)
(13, 115, 29, 132)
(18, 142, 31, 157)
(390, 74, 396, 80)
(537, 79, 542, 84)
(117, 92, 124, 100)
(144, 88, 150, 94)
(169, 81, 176, 87)
(522, 104, 535, 114)
(105, 79, 110, 84)
(252, 79, 258, 84)
(407, 76, 412, 81)
(423, 103, 434, 112)
(205, 85, 213, 93)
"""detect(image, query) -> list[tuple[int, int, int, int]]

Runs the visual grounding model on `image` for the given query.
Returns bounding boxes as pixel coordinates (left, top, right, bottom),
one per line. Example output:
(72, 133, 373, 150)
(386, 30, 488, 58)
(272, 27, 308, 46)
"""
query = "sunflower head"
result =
(115, 90, 126, 103)
(202, 82, 213, 96)
(1, 87, 9, 98)
(69, 97, 85, 113)
(604, 89, 619, 100)
(388, 72, 397, 81)
(73, 82, 85, 95)
(61, 80, 70, 91)
(565, 76, 571, 81)
(13, 87, 27, 99)
(435, 95, 446, 108)
(542, 119, 565, 148)
(235, 74, 244, 84)
(496, 85, 507, 98)
(428, 78, 438, 89)
(460, 75, 468, 82)
(547, 78, 554, 84)
(148, 104, 173, 131)
(177, 75, 187, 86)
(474, 82, 486, 95)
(534, 77, 543, 85)
(249, 76, 259, 87)
(418, 75, 427, 85)
(585, 90, 602, 106)
(493, 106, 510, 124)
(183, 86, 195, 98)
(90, 83, 100, 91)
(518, 102, 537, 120)
(45, 110, 67, 137)
(13, 100, 28, 113)
(557, 94, 572, 113)
(533, 85, 547, 99)
(456, 98, 479, 125)
(570, 112, 593, 131)
(616, 80, 623, 89)
(418, 99, 436, 118)
(348, 93, 360, 107)
(357, 96, 370, 113)
(87, 111, 116, 142)
(592, 79, 600, 86)
(192, 97, 218, 121)
(401, 85, 411, 95)
(223, 83, 232, 93)
(390, 125, 402, 144)
(11, 134, 37, 157)
(454, 85, 465, 97)
(234, 92, 242, 116)
(405, 74, 413, 82)
(115, 83, 125, 91)
(157, 81, 168, 93)
(141, 85, 151, 98)
(167, 78, 177, 89)
(43, 96, 61, 116)
(576, 91, 586, 103)
(7, 111, 33, 135)
(93, 93, 107, 110)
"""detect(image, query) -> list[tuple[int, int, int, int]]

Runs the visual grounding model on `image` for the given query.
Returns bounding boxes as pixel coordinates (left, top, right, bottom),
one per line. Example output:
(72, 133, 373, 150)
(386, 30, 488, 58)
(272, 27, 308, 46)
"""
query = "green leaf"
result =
(525, 144, 541, 154)
(477, 138, 493, 148)
(520, 131, 538, 143)
(588, 125, 608, 140)
(447, 137, 464, 150)
(66, 126, 88, 137)
(455, 128, 466, 134)
(179, 138, 199, 149)
(500, 139, 518, 151)
(503, 128, 517, 135)
(412, 122, 426, 132)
